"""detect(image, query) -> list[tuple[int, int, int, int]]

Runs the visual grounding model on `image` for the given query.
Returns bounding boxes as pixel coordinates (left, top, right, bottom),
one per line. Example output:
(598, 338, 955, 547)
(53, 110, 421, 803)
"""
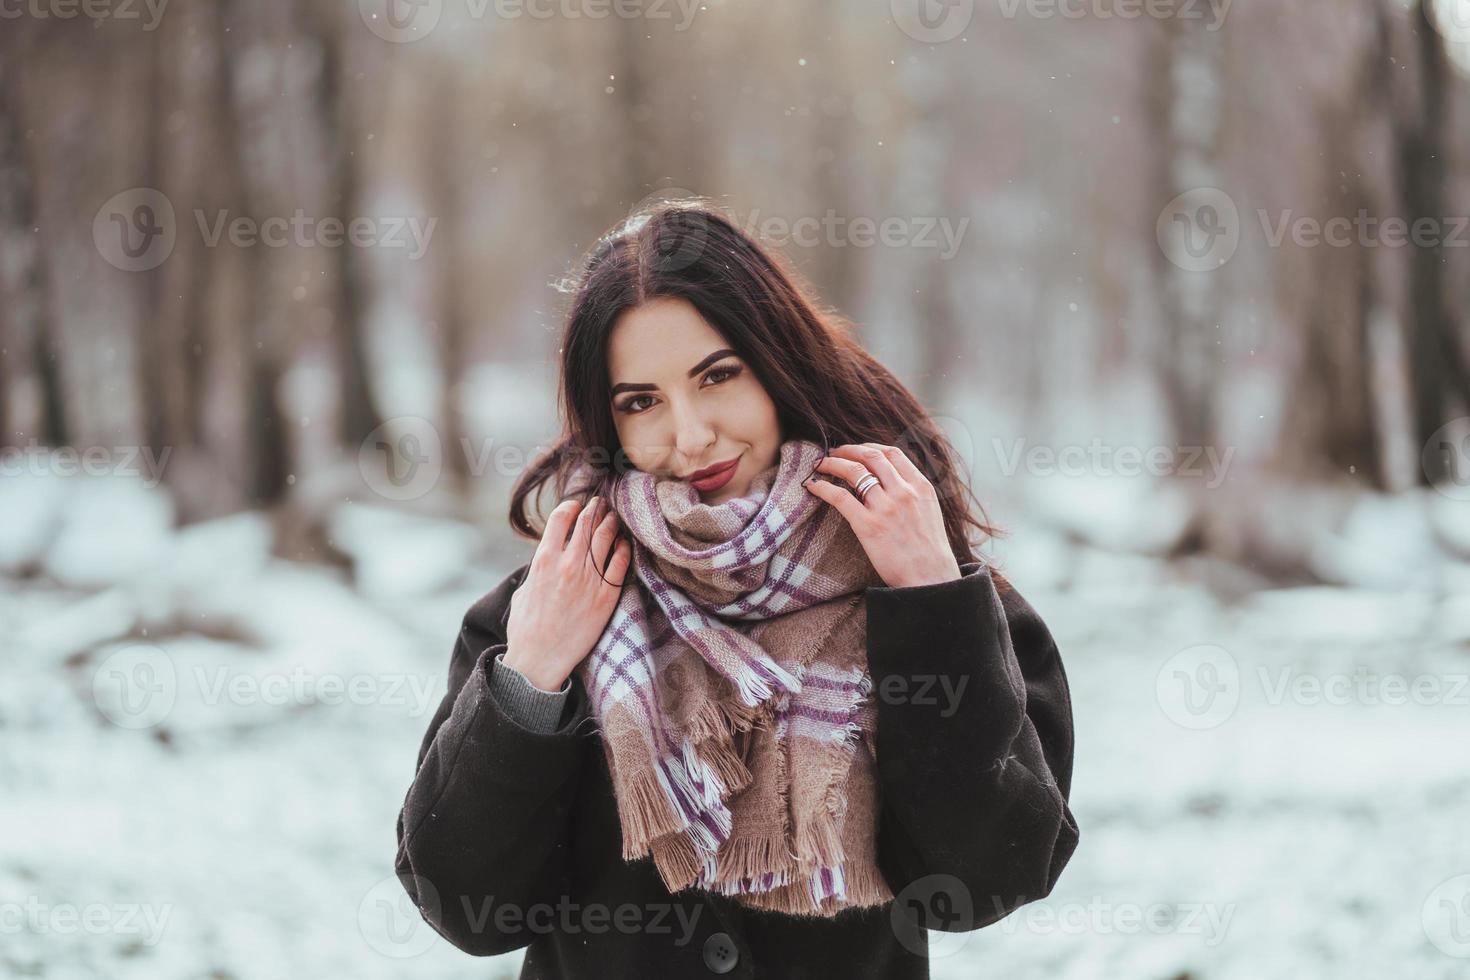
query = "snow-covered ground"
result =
(3, 469, 1468, 979)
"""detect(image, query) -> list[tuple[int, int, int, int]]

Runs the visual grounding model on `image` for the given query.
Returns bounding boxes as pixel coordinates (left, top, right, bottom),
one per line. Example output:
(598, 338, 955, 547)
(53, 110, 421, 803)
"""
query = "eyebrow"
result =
(609, 348, 738, 397)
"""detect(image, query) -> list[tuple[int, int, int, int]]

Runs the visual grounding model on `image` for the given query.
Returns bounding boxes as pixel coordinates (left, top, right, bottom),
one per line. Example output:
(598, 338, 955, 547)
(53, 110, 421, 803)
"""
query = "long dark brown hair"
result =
(509, 198, 1002, 572)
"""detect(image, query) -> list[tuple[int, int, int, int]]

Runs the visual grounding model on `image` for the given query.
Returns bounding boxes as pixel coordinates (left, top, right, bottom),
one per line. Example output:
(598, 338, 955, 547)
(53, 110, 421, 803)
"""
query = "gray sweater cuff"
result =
(488, 650, 571, 733)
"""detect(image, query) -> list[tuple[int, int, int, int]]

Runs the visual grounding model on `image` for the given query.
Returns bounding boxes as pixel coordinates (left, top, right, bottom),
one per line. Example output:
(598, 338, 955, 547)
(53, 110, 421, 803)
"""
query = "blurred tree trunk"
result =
(1400, 0, 1469, 484)
(135, 21, 172, 462)
(1275, 106, 1383, 488)
(427, 64, 470, 496)
(158, 0, 262, 521)
(1147, 17, 1224, 555)
(0, 35, 68, 447)
(1148, 17, 1222, 461)
(307, 4, 382, 450)
(218, 0, 291, 506)
(899, 57, 959, 407)
(615, 20, 652, 205)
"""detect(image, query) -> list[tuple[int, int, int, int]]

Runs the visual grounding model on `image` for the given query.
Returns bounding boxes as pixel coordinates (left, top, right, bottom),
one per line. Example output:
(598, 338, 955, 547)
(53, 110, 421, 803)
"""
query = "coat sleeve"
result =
(394, 564, 592, 956)
(867, 560, 1079, 931)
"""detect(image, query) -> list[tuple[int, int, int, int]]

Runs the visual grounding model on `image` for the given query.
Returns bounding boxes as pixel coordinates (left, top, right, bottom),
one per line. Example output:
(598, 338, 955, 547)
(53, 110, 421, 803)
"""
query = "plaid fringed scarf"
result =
(570, 438, 896, 916)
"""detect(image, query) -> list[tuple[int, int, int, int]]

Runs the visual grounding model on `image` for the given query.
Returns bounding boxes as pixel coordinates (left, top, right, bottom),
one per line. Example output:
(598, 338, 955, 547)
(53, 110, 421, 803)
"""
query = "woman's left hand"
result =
(803, 443, 963, 589)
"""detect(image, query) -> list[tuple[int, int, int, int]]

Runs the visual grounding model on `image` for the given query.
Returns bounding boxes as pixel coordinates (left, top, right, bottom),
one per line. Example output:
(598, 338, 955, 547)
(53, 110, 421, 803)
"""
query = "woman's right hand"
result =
(502, 495, 632, 693)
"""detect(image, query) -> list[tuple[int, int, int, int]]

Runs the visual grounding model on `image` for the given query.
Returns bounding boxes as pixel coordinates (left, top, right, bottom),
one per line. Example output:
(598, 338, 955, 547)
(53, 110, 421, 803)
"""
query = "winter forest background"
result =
(4, 0, 1470, 977)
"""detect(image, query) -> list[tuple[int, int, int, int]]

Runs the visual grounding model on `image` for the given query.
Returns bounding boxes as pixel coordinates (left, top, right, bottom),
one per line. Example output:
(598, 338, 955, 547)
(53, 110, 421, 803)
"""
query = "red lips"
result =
(686, 457, 740, 493)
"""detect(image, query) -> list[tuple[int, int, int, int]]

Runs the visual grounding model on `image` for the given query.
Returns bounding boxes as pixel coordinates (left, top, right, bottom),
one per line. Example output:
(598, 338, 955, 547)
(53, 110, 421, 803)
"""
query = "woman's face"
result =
(607, 296, 783, 504)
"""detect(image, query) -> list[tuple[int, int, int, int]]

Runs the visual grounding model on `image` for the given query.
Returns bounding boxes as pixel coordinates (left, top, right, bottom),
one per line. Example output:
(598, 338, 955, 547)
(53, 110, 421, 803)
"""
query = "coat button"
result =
(702, 931, 739, 974)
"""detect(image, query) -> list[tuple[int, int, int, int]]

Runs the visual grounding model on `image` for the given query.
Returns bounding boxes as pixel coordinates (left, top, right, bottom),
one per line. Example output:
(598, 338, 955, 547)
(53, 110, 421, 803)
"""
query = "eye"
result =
(615, 363, 742, 415)
(703, 364, 741, 385)
(618, 394, 655, 414)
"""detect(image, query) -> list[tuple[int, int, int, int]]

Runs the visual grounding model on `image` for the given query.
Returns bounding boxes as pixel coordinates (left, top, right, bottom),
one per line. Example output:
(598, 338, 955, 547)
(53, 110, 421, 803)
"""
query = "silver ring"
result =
(854, 473, 880, 502)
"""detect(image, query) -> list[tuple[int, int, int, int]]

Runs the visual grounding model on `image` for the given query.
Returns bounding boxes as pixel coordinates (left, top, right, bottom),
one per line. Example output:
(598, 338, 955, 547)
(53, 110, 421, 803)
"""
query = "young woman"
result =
(394, 202, 1078, 978)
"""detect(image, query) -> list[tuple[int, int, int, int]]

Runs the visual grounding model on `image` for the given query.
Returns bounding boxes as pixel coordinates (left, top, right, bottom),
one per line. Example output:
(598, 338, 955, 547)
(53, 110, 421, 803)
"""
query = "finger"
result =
(877, 443, 927, 485)
(813, 453, 873, 488)
(603, 537, 633, 586)
(831, 444, 905, 491)
(804, 471, 866, 524)
(538, 498, 582, 560)
(591, 506, 620, 566)
(568, 495, 602, 556)
(852, 443, 905, 490)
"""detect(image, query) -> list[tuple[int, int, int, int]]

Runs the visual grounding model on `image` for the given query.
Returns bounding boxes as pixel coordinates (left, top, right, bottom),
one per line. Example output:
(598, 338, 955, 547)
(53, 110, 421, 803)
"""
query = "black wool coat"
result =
(395, 559, 1079, 979)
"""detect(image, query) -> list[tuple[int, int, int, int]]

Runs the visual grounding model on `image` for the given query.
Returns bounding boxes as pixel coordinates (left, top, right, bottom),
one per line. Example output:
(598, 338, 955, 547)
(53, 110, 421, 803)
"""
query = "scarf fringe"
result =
(694, 736, 753, 797)
(683, 687, 762, 742)
(649, 831, 704, 893)
(794, 811, 846, 869)
(613, 762, 689, 861)
(714, 832, 798, 883)
(616, 733, 751, 860)
(732, 656, 803, 707)
(838, 860, 896, 909)
(729, 859, 895, 916)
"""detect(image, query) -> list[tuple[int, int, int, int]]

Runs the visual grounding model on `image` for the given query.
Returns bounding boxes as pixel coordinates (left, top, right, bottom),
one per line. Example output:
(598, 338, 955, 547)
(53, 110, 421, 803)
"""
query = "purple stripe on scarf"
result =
(786, 703, 857, 725)
(721, 512, 831, 616)
(799, 673, 865, 690)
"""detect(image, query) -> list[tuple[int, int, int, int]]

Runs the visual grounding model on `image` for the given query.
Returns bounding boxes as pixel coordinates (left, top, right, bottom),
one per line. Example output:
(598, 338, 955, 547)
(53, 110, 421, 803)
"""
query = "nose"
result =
(670, 397, 717, 463)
